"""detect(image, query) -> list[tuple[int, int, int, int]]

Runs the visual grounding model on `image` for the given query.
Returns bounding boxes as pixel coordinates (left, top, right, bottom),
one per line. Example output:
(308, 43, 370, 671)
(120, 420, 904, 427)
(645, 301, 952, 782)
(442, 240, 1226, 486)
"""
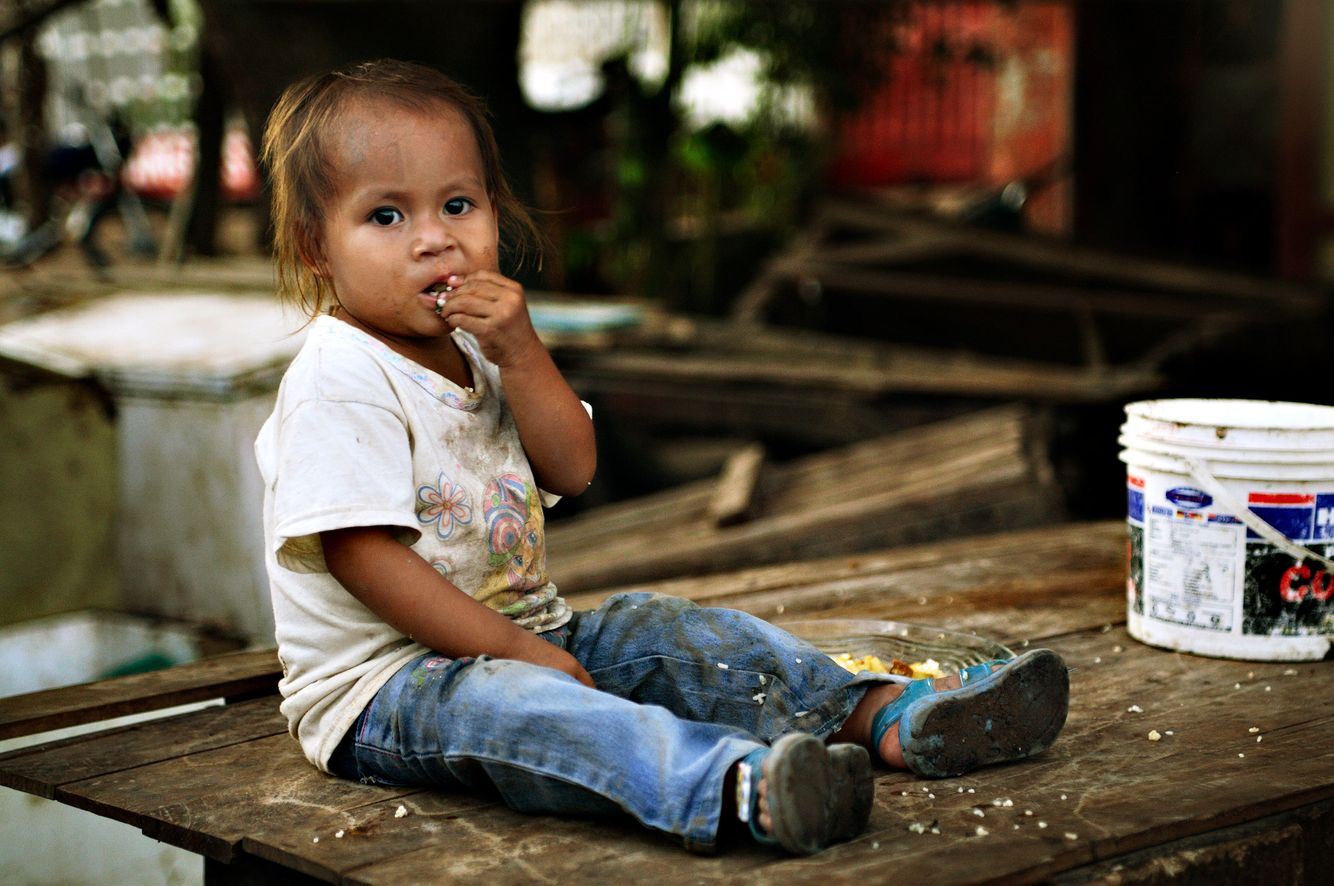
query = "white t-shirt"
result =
(254, 315, 572, 770)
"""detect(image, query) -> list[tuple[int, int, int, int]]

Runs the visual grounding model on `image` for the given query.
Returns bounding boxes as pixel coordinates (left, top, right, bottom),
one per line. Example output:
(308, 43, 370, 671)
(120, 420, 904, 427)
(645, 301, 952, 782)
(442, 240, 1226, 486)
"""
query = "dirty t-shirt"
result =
(254, 315, 572, 770)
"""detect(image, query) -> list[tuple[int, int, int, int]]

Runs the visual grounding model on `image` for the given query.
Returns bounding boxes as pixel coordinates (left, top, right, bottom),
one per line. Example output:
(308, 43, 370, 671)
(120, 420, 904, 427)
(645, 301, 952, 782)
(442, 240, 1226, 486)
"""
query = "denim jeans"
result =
(328, 591, 896, 851)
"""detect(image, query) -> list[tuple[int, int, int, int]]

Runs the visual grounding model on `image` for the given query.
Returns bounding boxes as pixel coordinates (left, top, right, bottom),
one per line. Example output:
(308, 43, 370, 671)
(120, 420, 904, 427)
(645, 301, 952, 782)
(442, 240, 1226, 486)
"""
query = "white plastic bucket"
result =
(1119, 399, 1334, 661)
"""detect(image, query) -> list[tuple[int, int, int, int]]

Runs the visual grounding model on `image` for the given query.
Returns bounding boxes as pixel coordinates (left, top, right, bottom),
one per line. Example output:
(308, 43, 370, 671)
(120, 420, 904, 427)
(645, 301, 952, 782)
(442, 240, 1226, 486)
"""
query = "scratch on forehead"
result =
(335, 125, 373, 168)
(332, 101, 400, 170)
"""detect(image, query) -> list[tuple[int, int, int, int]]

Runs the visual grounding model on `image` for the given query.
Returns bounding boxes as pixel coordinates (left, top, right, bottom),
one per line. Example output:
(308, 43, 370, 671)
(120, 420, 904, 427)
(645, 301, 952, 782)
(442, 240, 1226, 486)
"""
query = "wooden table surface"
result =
(2, 521, 1331, 885)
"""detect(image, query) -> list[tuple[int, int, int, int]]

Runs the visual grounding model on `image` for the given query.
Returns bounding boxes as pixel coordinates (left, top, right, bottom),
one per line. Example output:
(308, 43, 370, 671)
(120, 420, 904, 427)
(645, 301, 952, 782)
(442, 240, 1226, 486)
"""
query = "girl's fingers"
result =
(447, 270, 522, 301)
(439, 275, 527, 324)
(435, 272, 538, 366)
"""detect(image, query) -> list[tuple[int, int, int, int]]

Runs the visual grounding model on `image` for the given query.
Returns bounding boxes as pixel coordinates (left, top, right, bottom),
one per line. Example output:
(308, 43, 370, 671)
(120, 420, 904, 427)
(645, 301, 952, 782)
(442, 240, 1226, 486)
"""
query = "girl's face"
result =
(314, 98, 499, 358)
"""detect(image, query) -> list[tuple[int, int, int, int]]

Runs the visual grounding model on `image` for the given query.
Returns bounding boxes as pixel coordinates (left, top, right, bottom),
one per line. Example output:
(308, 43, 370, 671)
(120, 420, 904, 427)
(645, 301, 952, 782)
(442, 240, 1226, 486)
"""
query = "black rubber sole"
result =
(900, 648, 1069, 778)
(763, 733, 834, 854)
(827, 743, 875, 842)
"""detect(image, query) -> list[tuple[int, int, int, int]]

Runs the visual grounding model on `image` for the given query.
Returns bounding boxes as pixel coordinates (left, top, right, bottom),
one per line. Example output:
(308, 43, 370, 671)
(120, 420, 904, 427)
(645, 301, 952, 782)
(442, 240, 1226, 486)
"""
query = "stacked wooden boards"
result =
(554, 315, 1160, 451)
(546, 404, 1065, 593)
(731, 196, 1326, 376)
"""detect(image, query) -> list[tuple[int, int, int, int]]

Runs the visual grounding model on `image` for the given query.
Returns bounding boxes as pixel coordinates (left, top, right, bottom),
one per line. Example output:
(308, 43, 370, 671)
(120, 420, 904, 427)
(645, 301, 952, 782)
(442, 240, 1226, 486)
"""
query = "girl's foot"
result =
(728, 734, 873, 854)
(836, 649, 1069, 778)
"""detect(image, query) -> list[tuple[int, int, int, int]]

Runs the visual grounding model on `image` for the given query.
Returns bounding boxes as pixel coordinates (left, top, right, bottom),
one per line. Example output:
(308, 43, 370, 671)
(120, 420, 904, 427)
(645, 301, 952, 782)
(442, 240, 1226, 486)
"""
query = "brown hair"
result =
(260, 58, 542, 318)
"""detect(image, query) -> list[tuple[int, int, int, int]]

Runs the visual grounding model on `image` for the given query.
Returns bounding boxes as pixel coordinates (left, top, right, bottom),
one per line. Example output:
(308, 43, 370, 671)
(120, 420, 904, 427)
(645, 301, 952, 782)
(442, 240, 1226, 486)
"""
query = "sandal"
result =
(827, 743, 875, 841)
(735, 737, 874, 853)
(736, 733, 835, 854)
(869, 648, 1069, 778)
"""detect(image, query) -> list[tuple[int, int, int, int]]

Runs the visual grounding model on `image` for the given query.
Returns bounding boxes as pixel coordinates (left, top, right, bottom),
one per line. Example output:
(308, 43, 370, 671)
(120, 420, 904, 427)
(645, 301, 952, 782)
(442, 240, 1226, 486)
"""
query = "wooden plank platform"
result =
(2, 522, 1331, 884)
(0, 647, 281, 741)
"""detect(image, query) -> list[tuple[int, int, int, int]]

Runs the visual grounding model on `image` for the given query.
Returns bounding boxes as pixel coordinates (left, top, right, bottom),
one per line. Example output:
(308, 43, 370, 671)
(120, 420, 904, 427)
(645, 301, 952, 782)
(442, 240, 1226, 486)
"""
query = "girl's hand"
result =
(516, 640, 597, 689)
(323, 526, 598, 689)
(436, 270, 542, 369)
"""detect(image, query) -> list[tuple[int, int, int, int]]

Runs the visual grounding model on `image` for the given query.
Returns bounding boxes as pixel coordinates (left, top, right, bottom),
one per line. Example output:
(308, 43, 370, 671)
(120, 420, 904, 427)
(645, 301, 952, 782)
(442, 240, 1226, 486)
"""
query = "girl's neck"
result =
(332, 310, 475, 391)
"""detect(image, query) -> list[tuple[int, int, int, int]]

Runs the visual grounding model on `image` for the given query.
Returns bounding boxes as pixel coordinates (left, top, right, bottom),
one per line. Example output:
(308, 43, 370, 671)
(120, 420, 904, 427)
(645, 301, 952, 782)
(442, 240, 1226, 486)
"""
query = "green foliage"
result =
(686, 0, 900, 112)
(564, 0, 905, 311)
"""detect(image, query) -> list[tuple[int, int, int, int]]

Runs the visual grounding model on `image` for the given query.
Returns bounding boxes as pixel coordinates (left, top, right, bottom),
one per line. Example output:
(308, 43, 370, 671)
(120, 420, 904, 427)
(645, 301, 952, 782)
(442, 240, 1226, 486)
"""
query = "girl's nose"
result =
(412, 218, 454, 258)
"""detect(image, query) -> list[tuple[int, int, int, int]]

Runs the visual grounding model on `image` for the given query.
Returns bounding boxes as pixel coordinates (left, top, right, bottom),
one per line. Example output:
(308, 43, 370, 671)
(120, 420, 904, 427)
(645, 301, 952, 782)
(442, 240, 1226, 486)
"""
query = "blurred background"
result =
(1, 0, 1331, 641)
(2, 0, 1331, 646)
(0, 2, 1331, 882)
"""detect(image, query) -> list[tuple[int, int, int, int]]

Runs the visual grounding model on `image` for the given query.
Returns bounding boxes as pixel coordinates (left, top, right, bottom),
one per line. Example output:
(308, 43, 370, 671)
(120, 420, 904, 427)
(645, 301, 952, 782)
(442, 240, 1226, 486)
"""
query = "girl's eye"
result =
(443, 198, 473, 217)
(369, 207, 402, 226)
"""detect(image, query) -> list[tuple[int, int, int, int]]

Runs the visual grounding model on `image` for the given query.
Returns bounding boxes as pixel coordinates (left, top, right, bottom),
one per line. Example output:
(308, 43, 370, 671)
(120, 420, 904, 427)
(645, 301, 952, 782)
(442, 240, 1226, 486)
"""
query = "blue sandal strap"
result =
(869, 658, 1012, 752)
(896, 649, 1069, 778)
(959, 658, 1009, 685)
(868, 678, 934, 751)
(736, 747, 779, 847)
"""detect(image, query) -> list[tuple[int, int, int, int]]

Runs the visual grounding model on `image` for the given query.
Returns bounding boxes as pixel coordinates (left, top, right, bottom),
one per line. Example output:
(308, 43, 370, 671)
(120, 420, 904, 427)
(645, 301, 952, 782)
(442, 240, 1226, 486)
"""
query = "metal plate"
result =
(783, 619, 1013, 671)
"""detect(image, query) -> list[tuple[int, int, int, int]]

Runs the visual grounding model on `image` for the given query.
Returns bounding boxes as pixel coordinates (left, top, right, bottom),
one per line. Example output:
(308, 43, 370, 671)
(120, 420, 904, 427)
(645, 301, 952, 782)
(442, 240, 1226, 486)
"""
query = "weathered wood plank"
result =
(548, 407, 1067, 593)
(728, 196, 1324, 388)
(552, 406, 1032, 549)
(258, 627, 1332, 885)
(839, 632, 1323, 880)
(564, 522, 1127, 647)
(566, 346, 1155, 401)
(817, 198, 1324, 310)
(0, 696, 285, 798)
(242, 791, 656, 884)
(768, 258, 1256, 323)
(339, 799, 775, 885)
(4, 522, 1327, 885)
(1052, 797, 1333, 884)
(54, 733, 424, 863)
(763, 630, 1334, 886)
(0, 647, 282, 740)
(553, 409, 1021, 548)
(708, 443, 766, 527)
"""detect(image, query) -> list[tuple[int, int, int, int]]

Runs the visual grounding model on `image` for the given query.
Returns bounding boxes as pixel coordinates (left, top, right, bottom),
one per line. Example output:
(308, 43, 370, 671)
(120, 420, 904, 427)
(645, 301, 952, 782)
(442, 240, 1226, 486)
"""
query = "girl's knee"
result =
(600, 592, 696, 620)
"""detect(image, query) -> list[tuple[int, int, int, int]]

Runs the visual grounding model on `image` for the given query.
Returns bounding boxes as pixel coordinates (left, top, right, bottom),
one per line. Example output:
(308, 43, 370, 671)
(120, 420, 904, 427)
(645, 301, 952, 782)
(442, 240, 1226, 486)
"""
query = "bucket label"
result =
(1127, 474, 1334, 641)
(1131, 503, 1239, 631)
(1246, 493, 1334, 541)
(1166, 487, 1212, 509)
(1242, 492, 1334, 636)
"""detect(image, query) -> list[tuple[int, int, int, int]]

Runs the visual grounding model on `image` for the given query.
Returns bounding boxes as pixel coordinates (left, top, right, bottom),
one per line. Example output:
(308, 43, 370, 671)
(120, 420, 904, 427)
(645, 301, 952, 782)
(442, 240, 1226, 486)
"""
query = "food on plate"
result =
(828, 653, 946, 680)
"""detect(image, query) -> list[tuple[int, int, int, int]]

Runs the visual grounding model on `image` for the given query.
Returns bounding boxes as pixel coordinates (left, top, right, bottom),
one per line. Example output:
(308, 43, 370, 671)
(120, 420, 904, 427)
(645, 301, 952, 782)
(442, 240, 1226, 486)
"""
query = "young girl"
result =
(255, 58, 1070, 856)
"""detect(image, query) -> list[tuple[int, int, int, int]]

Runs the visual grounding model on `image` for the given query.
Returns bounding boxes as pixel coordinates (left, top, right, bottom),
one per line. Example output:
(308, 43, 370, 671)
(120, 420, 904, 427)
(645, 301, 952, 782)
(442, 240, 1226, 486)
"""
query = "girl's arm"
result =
(322, 525, 595, 687)
(438, 271, 596, 496)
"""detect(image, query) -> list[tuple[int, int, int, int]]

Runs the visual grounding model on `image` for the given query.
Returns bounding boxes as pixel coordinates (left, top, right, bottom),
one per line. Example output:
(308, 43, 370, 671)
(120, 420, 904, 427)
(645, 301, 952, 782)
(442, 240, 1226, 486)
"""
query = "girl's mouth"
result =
(424, 281, 454, 315)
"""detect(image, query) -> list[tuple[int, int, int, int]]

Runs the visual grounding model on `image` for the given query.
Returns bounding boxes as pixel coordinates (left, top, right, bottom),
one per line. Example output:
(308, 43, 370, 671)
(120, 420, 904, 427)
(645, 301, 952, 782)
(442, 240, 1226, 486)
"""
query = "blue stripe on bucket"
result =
(1128, 488, 1144, 523)
(1316, 494, 1334, 540)
(1248, 506, 1314, 542)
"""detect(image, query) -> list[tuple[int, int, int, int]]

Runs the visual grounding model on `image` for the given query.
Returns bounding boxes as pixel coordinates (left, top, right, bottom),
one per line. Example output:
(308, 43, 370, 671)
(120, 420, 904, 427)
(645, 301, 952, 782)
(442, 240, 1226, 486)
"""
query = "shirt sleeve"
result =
(270, 398, 421, 573)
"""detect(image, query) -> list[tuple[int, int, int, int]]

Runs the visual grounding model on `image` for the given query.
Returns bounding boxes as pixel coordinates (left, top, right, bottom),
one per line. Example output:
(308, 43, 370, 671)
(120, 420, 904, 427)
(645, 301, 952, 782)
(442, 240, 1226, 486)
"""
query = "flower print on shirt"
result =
(482, 473, 546, 592)
(417, 473, 472, 541)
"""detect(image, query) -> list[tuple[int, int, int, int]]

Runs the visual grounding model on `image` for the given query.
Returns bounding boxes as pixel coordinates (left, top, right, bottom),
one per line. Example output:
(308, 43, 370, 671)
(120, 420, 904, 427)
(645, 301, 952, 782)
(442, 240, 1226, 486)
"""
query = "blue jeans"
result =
(328, 592, 893, 852)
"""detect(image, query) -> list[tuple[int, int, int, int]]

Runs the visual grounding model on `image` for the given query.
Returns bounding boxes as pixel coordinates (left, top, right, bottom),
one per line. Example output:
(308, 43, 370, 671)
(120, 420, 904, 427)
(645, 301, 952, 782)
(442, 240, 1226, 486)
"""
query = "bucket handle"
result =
(1182, 456, 1334, 572)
